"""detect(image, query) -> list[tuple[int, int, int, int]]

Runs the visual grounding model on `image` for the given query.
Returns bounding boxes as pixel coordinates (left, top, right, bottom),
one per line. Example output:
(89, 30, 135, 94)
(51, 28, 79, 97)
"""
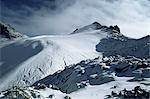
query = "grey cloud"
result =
(1, 0, 150, 38)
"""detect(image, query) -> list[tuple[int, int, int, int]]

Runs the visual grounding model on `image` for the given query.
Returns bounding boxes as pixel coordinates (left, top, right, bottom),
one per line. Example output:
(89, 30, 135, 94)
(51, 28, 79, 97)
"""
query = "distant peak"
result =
(92, 21, 101, 25)
(71, 22, 103, 34)
(71, 22, 121, 35)
(92, 21, 102, 29)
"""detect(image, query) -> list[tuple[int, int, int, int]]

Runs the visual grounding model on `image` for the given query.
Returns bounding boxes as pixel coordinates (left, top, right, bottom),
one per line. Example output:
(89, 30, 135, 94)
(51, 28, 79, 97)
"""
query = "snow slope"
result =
(0, 23, 111, 91)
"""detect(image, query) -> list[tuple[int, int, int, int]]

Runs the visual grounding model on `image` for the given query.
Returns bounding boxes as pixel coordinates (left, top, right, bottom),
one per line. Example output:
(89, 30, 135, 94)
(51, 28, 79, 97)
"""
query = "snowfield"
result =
(0, 22, 109, 91)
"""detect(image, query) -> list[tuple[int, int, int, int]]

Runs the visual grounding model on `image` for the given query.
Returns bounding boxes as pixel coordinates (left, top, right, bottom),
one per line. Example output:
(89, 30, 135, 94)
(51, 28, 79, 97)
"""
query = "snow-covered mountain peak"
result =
(71, 22, 121, 36)
(72, 22, 99, 33)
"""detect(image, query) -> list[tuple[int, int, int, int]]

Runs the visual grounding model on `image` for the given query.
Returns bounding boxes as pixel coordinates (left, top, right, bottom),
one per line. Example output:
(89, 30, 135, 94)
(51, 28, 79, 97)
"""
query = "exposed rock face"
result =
(106, 86, 150, 99)
(33, 54, 150, 94)
(0, 22, 26, 40)
(106, 25, 120, 33)
(33, 58, 115, 94)
(96, 35, 150, 59)
(114, 25, 120, 33)
(92, 21, 102, 29)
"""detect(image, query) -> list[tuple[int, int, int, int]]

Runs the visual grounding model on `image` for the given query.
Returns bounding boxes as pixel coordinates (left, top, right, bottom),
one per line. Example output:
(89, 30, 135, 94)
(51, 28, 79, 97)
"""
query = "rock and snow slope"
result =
(0, 22, 115, 91)
(96, 35, 150, 59)
(33, 55, 150, 94)
(0, 22, 149, 99)
(1, 56, 149, 99)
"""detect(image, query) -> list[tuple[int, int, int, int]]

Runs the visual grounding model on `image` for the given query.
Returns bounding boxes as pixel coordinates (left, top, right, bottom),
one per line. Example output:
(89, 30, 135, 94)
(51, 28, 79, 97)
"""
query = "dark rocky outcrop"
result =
(33, 58, 115, 94)
(106, 86, 150, 99)
(96, 35, 150, 59)
(92, 21, 102, 29)
(0, 22, 25, 40)
(106, 25, 120, 33)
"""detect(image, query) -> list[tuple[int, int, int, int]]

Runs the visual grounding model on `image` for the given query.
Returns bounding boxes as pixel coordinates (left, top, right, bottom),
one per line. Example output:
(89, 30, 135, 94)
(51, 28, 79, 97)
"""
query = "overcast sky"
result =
(1, 0, 150, 38)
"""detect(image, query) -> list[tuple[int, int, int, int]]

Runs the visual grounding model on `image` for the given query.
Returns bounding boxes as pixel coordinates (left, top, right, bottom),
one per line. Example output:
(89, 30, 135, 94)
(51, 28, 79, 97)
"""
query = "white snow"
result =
(0, 30, 108, 91)
(69, 77, 150, 99)
(1, 77, 148, 99)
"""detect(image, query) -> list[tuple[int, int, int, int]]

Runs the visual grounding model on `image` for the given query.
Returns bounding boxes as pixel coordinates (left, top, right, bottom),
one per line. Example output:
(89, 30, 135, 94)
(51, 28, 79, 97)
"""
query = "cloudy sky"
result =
(1, 0, 150, 38)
